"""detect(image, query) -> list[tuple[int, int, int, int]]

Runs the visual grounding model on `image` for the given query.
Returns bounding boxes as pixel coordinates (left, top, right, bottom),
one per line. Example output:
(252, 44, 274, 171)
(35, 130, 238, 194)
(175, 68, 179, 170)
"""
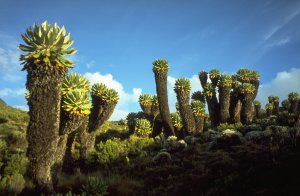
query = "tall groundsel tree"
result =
(152, 59, 175, 136)
(174, 78, 196, 134)
(19, 21, 77, 193)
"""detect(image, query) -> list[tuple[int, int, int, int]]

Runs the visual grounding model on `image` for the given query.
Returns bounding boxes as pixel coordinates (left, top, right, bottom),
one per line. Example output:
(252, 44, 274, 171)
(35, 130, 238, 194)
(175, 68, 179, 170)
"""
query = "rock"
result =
(163, 136, 187, 152)
(184, 136, 202, 145)
(209, 129, 242, 149)
(245, 131, 265, 143)
(152, 152, 172, 163)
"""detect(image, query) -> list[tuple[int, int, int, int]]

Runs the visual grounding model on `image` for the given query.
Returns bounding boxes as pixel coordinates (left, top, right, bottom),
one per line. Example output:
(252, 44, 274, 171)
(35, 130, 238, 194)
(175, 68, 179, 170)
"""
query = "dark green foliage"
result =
(253, 100, 261, 119)
(81, 176, 108, 196)
(191, 91, 205, 102)
(152, 59, 175, 136)
(209, 68, 220, 88)
(135, 119, 152, 137)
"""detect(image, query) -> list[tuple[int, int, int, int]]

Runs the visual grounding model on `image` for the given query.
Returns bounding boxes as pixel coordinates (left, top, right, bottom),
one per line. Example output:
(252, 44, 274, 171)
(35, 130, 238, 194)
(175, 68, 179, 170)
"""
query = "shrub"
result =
(3, 154, 28, 176)
(0, 173, 25, 195)
(81, 176, 108, 196)
(93, 138, 127, 164)
(216, 123, 244, 132)
(134, 119, 151, 137)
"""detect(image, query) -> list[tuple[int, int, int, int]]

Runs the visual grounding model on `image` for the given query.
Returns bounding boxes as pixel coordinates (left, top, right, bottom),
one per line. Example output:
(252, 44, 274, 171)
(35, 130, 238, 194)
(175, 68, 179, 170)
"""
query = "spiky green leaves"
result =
(237, 69, 259, 83)
(268, 96, 279, 104)
(62, 73, 90, 95)
(170, 112, 183, 128)
(191, 91, 205, 102)
(203, 83, 215, 97)
(238, 83, 256, 95)
(288, 92, 299, 102)
(174, 78, 191, 93)
(209, 69, 220, 79)
(253, 100, 261, 107)
(135, 119, 152, 137)
(191, 100, 206, 117)
(91, 83, 119, 103)
(139, 94, 152, 107)
(265, 103, 274, 110)
(102, 88, 119, 103)
(218, 74, 232, 88)
(62, 90, 92, 116)
(19, 21, 77, 73)
(151, 95, 159, 107)
(91, 83, 108, 97)
(61, 73, 91, 116)
(152, 59, 169, 74)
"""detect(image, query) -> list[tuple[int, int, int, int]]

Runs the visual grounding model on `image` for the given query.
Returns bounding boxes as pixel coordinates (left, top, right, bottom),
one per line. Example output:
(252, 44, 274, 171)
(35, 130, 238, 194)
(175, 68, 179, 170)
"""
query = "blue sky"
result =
(1, 0, 300, 120)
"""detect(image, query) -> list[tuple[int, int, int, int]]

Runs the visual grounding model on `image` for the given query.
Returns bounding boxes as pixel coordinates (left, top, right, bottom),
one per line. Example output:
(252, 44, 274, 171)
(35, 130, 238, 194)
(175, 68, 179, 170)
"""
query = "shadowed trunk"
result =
(219, 86, 231, 123)
(154, 73, 175, 136)
(229, 92, 241, 123)
(240, 94, 254, 125)
(289, 100, 299, 114)
(26, 67, 64, 194)
(61, 130, 77, 174)
(273, 102, 280, 116)
(206, 94, 220, 127)
(194, 115, 204, 135)
(254, 105, 261, 120)
(176, 91, 196, 134)
(266, 108, 272, 117)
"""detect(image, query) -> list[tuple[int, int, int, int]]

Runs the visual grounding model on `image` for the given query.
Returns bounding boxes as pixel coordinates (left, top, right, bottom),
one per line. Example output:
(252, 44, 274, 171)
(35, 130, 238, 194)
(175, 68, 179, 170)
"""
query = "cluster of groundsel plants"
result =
(171, 112, 183, 129)
(191, 100, 206, 117)
(61, 73, 92, 116)
(135, 118, 152, 137)
(152, 58, 169, 74)
(19, 21, 76, 73)
(174, 78, 191, 93)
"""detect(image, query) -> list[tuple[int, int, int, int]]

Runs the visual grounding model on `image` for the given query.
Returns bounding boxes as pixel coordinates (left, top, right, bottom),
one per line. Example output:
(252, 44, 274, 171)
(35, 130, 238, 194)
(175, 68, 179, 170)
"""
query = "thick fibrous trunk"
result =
(273, 102, 279, 115)
(194, 116, 204, 135)
(26, 67, 64, 194)
(154, 73, 175, 136)
(62, 130, 77, 174)
(254, 106, 261, 119)
(219, 86, 231, 123)
(229, 92, 241, 123)
(176, 91, 196, 134)
(289, 100, 299, 114)
(206, 94, 220, 127)
(240, 94, 254, 125)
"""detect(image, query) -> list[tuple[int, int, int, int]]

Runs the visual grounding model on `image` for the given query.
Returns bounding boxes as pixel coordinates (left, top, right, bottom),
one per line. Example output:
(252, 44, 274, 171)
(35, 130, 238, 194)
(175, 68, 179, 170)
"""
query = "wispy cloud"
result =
(0, 88, 25, 97)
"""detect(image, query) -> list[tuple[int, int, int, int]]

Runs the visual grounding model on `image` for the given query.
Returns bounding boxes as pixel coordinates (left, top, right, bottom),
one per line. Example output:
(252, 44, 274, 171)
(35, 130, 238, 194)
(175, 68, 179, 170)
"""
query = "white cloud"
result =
(110, 109, 129, 121)
(84, 72, 142, 120)
(0, 88, 25, 97)
(256, 68, 300, 106)
(0, 47, 23, 82)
